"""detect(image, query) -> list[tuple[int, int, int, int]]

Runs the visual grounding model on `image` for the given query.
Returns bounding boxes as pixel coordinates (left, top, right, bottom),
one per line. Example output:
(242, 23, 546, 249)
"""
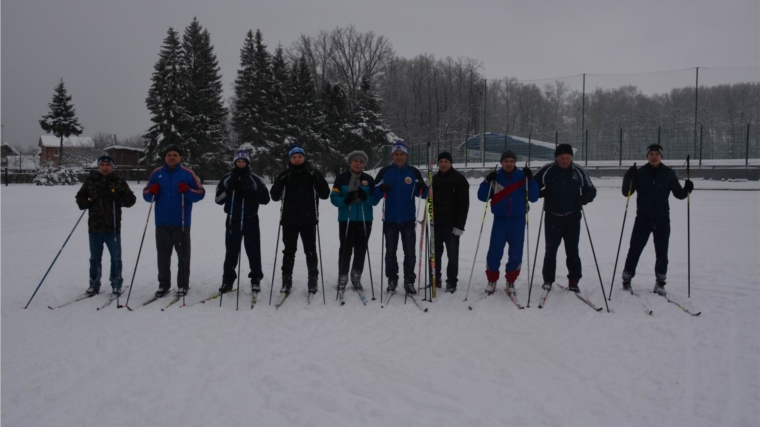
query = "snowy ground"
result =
(2, 179, 759, 427)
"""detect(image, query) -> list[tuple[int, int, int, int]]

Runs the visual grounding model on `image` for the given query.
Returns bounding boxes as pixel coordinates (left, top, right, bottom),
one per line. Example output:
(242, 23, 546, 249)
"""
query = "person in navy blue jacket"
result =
(620, 143, 692, 296)
(215, 150, 270, 294)
(142, 145, 205, 298)
(372, 141, 428, 295)
(478, 150, 539, 296)
(330, 150, 380, 295)
(533, 143, 596, 294)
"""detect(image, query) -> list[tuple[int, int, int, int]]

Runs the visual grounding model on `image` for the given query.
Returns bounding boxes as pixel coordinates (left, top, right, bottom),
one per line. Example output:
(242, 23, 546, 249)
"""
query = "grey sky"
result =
(2, 0, 759, 149)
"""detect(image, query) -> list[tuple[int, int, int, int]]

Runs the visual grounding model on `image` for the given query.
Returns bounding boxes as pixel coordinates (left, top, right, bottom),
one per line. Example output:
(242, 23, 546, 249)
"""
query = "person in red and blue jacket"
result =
(142, 144, 205, 298)
(372, 141, 428, 294)
(478, 150, 539, 296)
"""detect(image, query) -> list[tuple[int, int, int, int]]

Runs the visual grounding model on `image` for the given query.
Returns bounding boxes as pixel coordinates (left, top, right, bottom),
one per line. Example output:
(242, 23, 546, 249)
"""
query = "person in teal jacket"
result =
(330, 150, 380, 294)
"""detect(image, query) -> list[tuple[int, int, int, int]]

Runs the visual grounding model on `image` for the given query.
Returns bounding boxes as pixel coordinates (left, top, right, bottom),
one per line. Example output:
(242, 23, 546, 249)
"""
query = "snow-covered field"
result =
(2, 179, 759, 427)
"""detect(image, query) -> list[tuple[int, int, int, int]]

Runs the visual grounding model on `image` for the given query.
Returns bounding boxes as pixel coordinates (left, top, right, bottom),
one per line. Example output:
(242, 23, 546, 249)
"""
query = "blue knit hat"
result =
(97, 155, 115, 167)
(233, 149, 250, 166)
(391, 141, 408, 154)
(288, 145, 306, 158)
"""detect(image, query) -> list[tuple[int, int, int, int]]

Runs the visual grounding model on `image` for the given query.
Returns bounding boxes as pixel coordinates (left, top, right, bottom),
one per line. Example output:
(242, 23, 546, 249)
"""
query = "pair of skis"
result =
(48, 286, 131, 311)
(337, 288, 368, 306)
(536, 283, 602, 311)
(380, 291, 428, 312)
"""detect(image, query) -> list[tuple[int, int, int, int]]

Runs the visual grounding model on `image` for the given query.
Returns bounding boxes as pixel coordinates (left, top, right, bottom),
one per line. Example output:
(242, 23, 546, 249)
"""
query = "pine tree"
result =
(144, 28, 186, 166)
(39, 79, 83, 167)
(181, 18, 229, 179)
(354, 76, 392, 164)
(318, 81, 356, 173)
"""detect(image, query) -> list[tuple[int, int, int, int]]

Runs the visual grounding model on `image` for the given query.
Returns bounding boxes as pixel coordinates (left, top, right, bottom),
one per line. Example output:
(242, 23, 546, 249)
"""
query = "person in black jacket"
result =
(75, 156, 136, 295)
(431, 151, 470, 293)
(215, 150, 271, 294)
(270, 145, 331, 295)
(620, 143, 692, 296)
(533, 143, 596, 294)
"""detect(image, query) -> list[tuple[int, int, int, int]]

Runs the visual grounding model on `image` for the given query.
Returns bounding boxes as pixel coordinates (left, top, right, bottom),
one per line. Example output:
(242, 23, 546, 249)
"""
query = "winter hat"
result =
(97, 155, 115, 167)
(437, 151, 453, 163)
(163, 144, 183, 157)
(346, 150, 368, 164)
(288, 145, 306, 158)
(391, 141, 408, 155)
(647, 143, 664, 156)
(500, 150, 517, 162)
(555, 143, 574, 157)
(233, 149, 250, 166)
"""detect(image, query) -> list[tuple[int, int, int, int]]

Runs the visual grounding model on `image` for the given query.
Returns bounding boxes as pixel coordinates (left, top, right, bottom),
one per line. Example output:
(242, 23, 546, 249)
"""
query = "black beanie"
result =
(437, 151, 453, 163)
(500, 150, 517, 162)
(647, 143, 664, 156)
(163, 144, 183, 157)
(555, 143, 573, 157)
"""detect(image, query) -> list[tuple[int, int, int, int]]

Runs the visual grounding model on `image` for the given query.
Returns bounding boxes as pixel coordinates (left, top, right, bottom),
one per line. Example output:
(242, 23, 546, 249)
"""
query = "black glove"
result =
(226, 177, 239, 192)
(625, 165, 637, 180)
(523, 167, 533, 181)
(485, 171, 497, 183)
(277, 172, 289, 187)
(111, 188, 119, 202)
(344, 191, 357, 205)
(539, 188, 551, 199)
(578, 195, 590, 206)
(356, 188, 367, 201)
(379, 183, 392, 194)
(684, 180, 693, 193)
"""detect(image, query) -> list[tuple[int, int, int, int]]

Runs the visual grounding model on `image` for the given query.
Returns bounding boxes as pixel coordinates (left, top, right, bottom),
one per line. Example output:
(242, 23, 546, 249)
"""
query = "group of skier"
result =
(75, 138, 693, 307)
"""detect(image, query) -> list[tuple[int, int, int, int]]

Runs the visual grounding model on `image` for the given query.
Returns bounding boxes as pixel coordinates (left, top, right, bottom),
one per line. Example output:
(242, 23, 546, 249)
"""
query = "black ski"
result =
(537, 289, 550, 309)
(654, 292, 701, 316)
(96, 286, 130, 311)
(140, 288, 175, 307)
(406, 293, 428, 312)
(250, 292, 258, 309)
(555, 283, 603, 312)
(161, 287, 192, 311)
(381, 291, 395, 308)
(48, 292, 97, 310)
(275, 292, 290, 309)
(466, 291, 494, 310)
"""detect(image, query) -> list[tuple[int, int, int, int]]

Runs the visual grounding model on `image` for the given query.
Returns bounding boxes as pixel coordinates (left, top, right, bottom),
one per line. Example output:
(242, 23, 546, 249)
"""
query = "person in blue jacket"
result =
(533, 143, 596, 294)
(620, 143, 692, 296)
(478, 150, 539, 296)
(330, 150, 380, 295)
(372, 141, 428, 295)
(142, 145, 205, 298)
(215, 150, 270, 294)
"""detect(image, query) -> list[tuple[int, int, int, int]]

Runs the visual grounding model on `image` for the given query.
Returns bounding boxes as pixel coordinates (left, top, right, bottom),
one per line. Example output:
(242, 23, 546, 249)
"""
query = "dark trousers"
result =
(623, 215, 670, 281)
(338, 221, 373, 276)
(383, 221, 416, 284)
(434, 224, 460, 287)
(222, 216, 263, 286)
(156, 226, 190, 290)
(89, 232, 122, 290)
(281, 223, 319, 279)
(542, 211, 582, 284)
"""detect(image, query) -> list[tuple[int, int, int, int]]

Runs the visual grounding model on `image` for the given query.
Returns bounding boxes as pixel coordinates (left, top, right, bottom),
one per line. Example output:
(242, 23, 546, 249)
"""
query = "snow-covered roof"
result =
(38, 135, 94, 148)
(2, 142, 20, 155)
(104, 145, 145, 152)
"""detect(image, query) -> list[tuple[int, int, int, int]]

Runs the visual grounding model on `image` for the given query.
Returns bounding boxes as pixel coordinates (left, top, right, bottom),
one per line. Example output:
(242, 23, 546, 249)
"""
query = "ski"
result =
(406, 293, 428, 312)
(337, 290, 345, 305)
(381, 291, 395, 308)
(250, 292, 258, 309)
(555, 283, 603, 312)
(161, 287, 192, 311)
(654, 292, 701, 316)
(96, 287, 130, 311)
(48, 292, 98, 310)
(466, 291, 493, 310)
(426, 142, 436, 299)
(306, 292, 314, 305)
(505, 288, 524, 309)
(356, 289, 368, 305)
(140, 288, 175, 307)
(626, 288, 654, 315)
(537, 289, 550, 309)
(275, 292, 290, 309)
(192, 289, 237, 306)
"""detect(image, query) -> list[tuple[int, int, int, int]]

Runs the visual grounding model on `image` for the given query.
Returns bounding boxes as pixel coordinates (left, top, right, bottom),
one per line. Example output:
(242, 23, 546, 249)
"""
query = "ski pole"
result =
(416, 194, 428, 294)
(579, 191, 610, 312)
(380, 194, 386, 304)
(463, 166, 497, 302)
(269, 188, 285, 306)
(121, 195, 155, 310)
(609, 163, 636, 300)
(360, 206, 375, 300)
(235, 198, 245, 311)
(687, 155, 691, 298)
(227, 189, 235, 233)
(181, 192, 185, 233)
(24, 208, 87, 308)
(524, 163, 530, 297)
(112, 188, 117, 242)
(315, 190, 326, 305)
(337, 203, 353, 301)
(526, 203, 544, 308)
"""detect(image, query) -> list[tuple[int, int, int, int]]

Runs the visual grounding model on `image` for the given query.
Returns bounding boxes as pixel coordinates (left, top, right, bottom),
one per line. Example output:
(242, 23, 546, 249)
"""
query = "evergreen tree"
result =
(353, 76, 392, 164)
(318, 81, 356, 173)
(181, 17, 229, 179)
(144, 27, 186, 166)
(39, 79, 83, 167)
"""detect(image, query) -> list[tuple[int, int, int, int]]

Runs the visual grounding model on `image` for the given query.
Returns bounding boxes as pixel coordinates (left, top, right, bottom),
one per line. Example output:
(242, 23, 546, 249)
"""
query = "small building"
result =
(103, 146, 145, 168)
(458, 133, 572, 163)
(38, 135, 95, 165)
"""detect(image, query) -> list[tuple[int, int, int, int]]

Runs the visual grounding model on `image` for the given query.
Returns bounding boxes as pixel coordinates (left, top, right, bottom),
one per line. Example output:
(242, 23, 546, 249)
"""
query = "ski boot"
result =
(485, 282, 497, 295)
(350, 271, 364, 292)
(386, 280, 398, 294)
(155, 287, 171, 298)
(653, 281, 667, 296)
(307, 276, 318, 295)
(86, 286, 100, 296)
(280, 276, 293, 294)
(177, 288, 188, 297)
(506, 282, 516, 295)
(445, 282, 457, 294)
(218, 283, 233, 294)
(567, 281, 580, 294)
(251, 280, 261, 293)
(542, 282, 552, 292)
(111, 287, 122, 296)
(338, 275, 349, 292)
(621, 271, 633, 291)
(403, 282, 417, 295)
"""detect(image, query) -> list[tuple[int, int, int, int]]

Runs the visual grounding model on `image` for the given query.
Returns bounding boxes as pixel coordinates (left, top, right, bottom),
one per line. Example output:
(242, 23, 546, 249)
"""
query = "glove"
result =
(452, 227, 464, 236)
(379, 183, 392, 194)
(178, 182, 189, 193)
(684, 180, 694, 193)
(625, 165, 637, 179)
(149, 184, 160, 195)
(578, 195, 590, 206)
(485, 171, 497, 183)
(539, 187, 551, 199)
(86, 197, 94, 208)
(277, 172, 289, 186)
(356, 188, 367, 201)
(111, 188, 119, 202)
(523, 167, 533, 181)
(226, 177, 239, 192)
(344, 191, 357, 205)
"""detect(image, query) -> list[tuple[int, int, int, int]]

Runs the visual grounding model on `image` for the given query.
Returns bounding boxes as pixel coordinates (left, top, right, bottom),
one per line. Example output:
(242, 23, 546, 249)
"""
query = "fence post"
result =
(658, 126, 661, 145)
(528, 133, 532, 166)
(619, 128, 623, 167)
(699, 125, 703, 168)
(746, 122, 751, 168)
(694, 67, 699, 160)
(585, 130, 589, 167)
(465, 138, 468, 167)
(482, 79, 487, 167)
(555, 130, 558, 149)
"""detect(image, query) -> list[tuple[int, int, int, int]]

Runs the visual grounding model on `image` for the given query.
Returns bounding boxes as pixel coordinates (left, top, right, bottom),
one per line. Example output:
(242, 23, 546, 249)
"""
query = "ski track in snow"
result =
(2, 181, 759, 427)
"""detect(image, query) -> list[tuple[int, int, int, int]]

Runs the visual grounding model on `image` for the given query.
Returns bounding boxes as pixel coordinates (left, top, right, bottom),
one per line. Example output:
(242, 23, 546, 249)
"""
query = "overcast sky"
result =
(2, 0, 759, 149)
